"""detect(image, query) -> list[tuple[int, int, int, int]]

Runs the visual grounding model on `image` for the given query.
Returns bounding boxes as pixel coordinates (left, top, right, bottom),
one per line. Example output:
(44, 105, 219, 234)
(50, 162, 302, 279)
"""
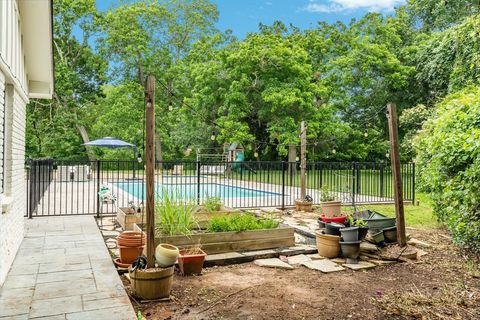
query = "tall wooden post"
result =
(300, 121, 307, 200)
(145, 75, 156, 267)
(387, 103, 406, 247)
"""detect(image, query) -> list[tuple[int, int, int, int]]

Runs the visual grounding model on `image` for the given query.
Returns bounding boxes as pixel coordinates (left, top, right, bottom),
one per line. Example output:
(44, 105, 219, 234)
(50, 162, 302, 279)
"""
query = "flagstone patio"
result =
(0, 216, 136, 320)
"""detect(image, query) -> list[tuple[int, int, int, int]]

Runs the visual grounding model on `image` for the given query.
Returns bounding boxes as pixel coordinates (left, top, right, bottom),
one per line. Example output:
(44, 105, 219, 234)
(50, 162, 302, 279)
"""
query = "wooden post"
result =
(145, 75, 156, 267)
(387, 103, 406, 247)
(300, 121, 307, 200)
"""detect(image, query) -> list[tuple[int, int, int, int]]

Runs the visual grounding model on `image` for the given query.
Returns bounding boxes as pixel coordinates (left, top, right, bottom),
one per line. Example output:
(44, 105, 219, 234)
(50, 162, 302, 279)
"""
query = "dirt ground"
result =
(124, 229, 480, 320)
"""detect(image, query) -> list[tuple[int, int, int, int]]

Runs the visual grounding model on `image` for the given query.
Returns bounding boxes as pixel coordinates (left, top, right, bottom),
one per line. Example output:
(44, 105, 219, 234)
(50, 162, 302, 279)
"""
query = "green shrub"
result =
(203, 196, 222, 212)
(155, 189, 199, 236)
(414, 86, 480, 252)
(207, 213, 279, 233)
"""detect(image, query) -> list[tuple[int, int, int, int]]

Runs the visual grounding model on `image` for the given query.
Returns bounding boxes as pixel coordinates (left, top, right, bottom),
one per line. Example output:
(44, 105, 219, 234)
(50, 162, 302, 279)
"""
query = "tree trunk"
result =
(77, 125, 96, 161)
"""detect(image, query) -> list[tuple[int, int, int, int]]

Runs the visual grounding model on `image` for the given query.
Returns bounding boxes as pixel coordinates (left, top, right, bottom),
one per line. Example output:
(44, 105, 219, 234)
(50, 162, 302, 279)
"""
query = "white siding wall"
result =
(0, 0, 27, 92)
(0, 0, 29, 285)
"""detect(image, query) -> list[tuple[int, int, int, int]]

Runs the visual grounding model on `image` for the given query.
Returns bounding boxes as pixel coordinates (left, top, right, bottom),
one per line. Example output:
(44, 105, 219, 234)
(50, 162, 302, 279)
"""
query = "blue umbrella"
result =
(83, 137, 139, 179)
(83, 137, 135, 148)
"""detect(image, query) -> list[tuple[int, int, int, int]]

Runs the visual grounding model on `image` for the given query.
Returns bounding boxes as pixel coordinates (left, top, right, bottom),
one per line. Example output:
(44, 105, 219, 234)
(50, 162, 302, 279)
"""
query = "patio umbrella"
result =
(83, 137, 139, 179)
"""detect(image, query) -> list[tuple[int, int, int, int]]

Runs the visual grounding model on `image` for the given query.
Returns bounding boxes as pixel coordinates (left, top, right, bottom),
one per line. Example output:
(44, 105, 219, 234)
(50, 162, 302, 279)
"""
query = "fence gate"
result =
(26, 159, 415, 217)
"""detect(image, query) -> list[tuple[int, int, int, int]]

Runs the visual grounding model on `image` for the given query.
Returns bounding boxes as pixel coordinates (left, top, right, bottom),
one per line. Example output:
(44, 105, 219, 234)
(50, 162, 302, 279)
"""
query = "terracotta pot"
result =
(320, 200, 342, 217)
(178, 248, 207, 276)
(114, 258, 132, 268)
(119, 246, 144, 264)
(315, 232, 340, 258)
(129, 266, 174, 300)
(117, 232, 146, 248)
(117, 239, 145, 247)
(155, 244, 179, 267)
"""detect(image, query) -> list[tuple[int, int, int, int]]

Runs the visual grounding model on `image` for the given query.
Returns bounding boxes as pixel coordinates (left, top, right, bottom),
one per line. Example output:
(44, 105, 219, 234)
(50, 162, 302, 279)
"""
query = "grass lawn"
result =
(342, 192, 440, 229)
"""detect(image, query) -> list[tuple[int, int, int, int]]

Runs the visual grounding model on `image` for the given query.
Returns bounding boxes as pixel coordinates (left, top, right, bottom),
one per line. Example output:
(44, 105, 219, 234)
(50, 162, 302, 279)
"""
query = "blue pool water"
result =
(115, 182, 281, 199)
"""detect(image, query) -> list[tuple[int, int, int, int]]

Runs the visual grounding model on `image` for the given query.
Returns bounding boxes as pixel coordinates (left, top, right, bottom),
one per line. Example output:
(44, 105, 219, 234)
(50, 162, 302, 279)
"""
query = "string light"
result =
(210, 134, 216, 141)
(332, 149, 336, 154)
(254, 152, 259, 158)
(168, 104, 173, 111)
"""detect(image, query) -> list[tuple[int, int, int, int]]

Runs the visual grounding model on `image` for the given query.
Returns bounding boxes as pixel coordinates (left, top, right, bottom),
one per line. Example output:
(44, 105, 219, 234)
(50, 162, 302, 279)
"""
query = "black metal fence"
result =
(25, 159, 415, 217)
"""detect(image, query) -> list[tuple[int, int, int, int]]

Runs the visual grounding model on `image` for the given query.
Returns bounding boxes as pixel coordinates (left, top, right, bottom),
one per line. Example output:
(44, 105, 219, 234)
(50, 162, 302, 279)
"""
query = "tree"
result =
(414, 86, 480, 252)
(98, 0, 219, 161)
(407, 0, 478, 31)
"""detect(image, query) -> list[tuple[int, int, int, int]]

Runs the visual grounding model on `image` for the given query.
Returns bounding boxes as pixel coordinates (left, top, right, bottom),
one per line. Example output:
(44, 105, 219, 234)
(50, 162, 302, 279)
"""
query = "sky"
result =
(96, 0, 406, 38)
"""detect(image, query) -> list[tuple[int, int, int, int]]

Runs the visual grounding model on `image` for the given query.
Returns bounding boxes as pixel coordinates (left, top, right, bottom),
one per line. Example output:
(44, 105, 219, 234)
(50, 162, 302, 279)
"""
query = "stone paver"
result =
(287, 254, 311, 265)
(254, 258, 294, 269)
(0, 216, 136, 320)
(343, 261, 376, 271)
(301, 259, 345, 273)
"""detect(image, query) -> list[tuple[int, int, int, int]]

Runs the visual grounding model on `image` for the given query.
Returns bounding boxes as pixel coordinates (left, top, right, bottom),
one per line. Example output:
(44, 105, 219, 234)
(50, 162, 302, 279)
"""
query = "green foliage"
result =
(203, 197, 222, 212)
(415, 17, 480, 102)
(207, 213, 279, 233)
(154, 190, 199, 236)
(415, 87, 480, 251)
(319, 186, 336, 202)
(407, 0, 478, 31)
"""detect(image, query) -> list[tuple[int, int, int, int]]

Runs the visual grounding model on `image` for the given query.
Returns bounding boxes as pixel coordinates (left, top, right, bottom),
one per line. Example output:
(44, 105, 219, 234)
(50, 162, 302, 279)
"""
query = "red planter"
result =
(320, 214, 347, 224)
(178, 248, 207, 276)
(119, 246, 144, 264)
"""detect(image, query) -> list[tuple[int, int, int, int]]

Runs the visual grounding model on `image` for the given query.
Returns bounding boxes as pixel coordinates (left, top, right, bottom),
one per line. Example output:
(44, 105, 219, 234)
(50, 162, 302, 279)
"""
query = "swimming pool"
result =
(115, 182, 281, 199)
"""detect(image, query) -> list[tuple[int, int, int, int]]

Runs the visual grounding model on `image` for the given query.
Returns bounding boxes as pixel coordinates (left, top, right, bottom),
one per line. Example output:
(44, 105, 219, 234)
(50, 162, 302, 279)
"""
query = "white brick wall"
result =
(0, 69, 27, 285)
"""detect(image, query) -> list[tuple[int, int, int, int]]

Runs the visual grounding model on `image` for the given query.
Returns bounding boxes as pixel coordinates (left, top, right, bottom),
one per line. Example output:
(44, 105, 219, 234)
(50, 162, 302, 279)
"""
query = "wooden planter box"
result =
(117, 207, 146, 230)
(134, 224, 295, 254)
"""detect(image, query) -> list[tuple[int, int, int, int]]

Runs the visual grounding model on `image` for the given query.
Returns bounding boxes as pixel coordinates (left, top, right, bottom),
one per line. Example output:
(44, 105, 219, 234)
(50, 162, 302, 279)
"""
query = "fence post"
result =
(356, 163, 361, 194)
(27, 158, 33, 219)
(281, 161, 286, 210)
(411, 162, 415, 205)
(351, 162, 356, 207)
(196, 161, 201, 205)
(96, 159, 100, 218)
(379, 163, 384, 198)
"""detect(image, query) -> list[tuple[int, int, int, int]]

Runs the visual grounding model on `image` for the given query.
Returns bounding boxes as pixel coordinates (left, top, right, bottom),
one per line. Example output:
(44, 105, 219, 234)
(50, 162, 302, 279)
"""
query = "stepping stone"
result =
(343, 261, 376, 271)
(360, 242, 379, 253)
(369, 259, 396, 266)
(287, 254, 311, 265)
(301, 259, 345, 273)
(101, 231, 120, 237)
(306, 254, 325, 260)
(416, 248, 428, 258)
(106, 242, 117, 249)
(332, 258, 346, 265)
(408, 238, 432, 249)
(254, 258, 294, 270)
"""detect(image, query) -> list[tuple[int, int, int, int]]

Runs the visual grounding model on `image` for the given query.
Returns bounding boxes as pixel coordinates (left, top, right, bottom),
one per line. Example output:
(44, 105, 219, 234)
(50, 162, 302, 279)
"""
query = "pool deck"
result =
(0, 216, 136, 320)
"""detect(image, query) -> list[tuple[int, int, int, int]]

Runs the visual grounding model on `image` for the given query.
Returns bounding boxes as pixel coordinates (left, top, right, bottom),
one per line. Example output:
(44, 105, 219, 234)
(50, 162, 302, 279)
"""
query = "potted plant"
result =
(155, 243, 179, 267)
(339, 240, 361, 264)
(178, 245, 207, 276)
(117, 231, 146, 264)
(117, 201, 145, 230)
(315, 231, 341, 258)
(347, 214, 369, 241)
(319, 186, 341, 217)
(295, 195, 313, 212)
(340, 226, 359, 242)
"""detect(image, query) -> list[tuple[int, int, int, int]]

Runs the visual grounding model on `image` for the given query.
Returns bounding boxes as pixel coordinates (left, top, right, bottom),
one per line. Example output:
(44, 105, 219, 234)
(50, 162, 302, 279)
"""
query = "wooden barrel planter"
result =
(129, 266, 174, 300)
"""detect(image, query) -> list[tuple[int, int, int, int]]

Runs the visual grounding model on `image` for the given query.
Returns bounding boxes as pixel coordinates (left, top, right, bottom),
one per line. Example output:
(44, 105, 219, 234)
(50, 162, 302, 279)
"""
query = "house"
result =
(0, 0, 54, 285)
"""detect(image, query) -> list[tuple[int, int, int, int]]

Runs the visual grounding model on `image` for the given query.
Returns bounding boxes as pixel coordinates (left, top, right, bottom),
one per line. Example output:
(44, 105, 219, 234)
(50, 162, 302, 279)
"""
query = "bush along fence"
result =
(25, 159, 415, 217)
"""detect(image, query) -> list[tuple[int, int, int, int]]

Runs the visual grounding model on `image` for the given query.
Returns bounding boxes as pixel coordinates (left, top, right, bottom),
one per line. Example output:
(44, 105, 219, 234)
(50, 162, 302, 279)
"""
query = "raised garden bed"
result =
(134, 223, 295, 254)
(117, 207, 146, 230)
